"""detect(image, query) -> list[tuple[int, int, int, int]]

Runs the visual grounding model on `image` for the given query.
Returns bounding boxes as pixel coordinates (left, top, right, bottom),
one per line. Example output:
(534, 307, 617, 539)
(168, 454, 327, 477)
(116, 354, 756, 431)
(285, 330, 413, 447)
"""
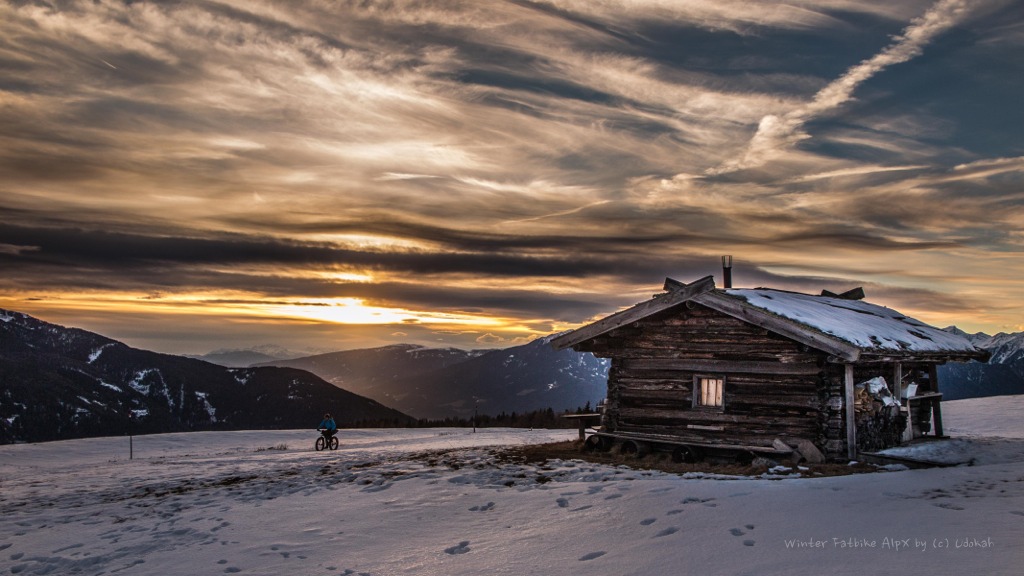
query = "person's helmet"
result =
(324, 413, 331, 418)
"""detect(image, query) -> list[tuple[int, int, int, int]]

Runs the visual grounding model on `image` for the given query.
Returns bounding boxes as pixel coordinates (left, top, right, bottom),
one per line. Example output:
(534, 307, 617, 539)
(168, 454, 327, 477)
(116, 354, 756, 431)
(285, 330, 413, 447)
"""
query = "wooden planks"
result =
(591, 301, 829, 448)
(845, 364, 857, 460)
(621, 358, 821, 375)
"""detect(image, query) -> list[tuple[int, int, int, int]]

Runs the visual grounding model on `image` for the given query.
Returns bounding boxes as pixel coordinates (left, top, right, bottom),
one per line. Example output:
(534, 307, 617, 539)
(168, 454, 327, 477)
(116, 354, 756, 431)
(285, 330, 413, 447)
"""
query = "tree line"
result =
(348, 402, 596, 430)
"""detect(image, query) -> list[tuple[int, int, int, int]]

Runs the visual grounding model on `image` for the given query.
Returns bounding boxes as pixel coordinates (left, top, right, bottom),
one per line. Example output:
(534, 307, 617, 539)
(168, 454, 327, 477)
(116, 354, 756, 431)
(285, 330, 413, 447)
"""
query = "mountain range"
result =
(938, 327, 1024, 400)
(0, 309, 410, 444)
(252, 339, 610, 420)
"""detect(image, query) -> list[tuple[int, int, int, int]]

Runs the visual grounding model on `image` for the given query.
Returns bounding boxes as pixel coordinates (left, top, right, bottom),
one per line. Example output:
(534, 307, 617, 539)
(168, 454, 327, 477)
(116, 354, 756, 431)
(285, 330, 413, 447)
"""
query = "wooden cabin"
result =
(551, 275, 989, 462)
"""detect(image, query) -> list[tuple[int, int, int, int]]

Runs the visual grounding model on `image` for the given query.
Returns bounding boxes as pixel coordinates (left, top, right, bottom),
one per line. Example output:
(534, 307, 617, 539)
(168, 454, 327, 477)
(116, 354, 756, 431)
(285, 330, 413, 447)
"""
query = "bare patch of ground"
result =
(496, 440, 883, 478)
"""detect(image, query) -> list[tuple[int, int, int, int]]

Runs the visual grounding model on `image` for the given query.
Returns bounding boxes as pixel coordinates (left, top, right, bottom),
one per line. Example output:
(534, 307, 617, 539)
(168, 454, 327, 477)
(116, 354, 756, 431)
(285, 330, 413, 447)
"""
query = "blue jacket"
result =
(318, 417, 336, 431)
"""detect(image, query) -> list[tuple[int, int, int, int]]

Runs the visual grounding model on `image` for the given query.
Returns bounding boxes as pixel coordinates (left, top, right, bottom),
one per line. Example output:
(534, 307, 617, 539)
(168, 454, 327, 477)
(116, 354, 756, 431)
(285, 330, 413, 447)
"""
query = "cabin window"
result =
(694, 376, 725, 409)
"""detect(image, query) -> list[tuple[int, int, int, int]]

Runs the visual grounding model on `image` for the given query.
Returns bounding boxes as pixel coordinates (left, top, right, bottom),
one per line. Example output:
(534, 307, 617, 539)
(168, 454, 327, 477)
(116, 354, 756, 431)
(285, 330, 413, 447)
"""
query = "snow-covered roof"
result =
(722, 289, 982, 356)
(552, 276, 988, 362)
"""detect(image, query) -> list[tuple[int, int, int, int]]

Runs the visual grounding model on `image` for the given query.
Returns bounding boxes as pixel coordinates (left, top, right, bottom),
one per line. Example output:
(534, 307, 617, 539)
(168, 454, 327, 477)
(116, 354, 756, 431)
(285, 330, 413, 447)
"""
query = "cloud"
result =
(475, 333, 506, 344)
(537, 0, 912, 34)
(709, 0, 973, 175)
(782, 164, 930, 184)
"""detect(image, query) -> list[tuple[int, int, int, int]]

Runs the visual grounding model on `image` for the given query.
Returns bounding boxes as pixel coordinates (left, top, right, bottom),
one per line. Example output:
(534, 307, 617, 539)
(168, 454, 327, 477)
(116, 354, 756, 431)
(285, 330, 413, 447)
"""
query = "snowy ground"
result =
(2, 397, 1024, 575)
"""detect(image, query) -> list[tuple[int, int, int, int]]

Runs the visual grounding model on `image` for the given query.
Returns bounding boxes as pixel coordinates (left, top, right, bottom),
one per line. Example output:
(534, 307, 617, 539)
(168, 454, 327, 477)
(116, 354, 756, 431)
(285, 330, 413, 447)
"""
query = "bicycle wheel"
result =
(330, 436, 339, 450)
(315, 436, 326, 451)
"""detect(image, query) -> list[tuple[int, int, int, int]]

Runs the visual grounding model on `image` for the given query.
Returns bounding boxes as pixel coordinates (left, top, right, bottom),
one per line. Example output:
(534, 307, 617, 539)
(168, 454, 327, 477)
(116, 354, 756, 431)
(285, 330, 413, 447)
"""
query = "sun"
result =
(269, 298, 504, 327)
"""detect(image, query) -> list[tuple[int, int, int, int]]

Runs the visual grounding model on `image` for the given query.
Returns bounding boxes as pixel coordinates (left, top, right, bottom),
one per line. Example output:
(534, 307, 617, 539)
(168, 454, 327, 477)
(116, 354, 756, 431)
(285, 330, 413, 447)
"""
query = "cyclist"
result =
(318, 412, 337, 441)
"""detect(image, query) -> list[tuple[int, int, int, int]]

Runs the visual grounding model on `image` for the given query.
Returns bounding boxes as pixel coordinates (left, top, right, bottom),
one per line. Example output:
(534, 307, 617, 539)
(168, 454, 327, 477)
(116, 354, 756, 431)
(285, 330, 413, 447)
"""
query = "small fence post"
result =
(128, 410, 134, 460)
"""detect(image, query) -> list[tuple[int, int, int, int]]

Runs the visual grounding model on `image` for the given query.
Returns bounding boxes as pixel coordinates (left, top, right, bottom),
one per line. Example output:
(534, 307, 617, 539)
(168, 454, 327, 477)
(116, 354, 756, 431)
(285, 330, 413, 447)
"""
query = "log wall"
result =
(583, 304, 829, 452)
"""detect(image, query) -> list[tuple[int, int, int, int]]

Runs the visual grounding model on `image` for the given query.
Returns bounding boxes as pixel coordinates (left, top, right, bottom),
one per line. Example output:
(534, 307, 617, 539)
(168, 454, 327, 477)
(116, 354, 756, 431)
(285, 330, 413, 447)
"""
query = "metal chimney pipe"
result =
(722, 255, 733, 289)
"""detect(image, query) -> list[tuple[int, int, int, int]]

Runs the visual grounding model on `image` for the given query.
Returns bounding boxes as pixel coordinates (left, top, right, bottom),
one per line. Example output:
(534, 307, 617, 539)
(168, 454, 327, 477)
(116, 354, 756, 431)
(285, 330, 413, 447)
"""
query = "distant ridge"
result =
(256, 337, 610, 420)
(188, 344, 314, 368)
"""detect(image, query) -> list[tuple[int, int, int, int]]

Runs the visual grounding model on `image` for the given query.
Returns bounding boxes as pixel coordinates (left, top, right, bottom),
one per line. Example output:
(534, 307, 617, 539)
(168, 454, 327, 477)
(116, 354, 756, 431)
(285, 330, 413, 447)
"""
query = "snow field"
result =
(2, 399, 1024, 575)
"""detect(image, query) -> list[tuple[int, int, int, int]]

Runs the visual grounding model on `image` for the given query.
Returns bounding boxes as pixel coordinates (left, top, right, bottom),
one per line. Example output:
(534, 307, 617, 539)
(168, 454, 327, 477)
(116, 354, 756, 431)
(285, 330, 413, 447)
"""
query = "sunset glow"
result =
(269, 298, 507, 328)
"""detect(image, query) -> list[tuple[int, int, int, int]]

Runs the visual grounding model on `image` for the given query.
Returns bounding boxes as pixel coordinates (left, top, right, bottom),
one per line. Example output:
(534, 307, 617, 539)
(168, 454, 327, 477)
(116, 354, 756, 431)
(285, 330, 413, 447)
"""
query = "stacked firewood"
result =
(854, 386, 880, 415)
(854, 378, 905, 451)
(854, 378, 899, 416)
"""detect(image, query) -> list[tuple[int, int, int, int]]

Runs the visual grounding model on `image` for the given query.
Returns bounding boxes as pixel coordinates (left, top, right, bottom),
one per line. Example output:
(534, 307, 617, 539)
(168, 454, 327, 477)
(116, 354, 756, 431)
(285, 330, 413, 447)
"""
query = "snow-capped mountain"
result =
(0, 309, 411, 444)
(976, 331, 1024, 365)
(257, 336, 610, 420)
(939, 326, 1024, 400)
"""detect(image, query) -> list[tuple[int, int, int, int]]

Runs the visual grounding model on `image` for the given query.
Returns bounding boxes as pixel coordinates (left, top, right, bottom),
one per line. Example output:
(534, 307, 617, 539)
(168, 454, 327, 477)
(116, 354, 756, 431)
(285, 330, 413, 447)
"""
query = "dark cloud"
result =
(0, 222, 675, 278)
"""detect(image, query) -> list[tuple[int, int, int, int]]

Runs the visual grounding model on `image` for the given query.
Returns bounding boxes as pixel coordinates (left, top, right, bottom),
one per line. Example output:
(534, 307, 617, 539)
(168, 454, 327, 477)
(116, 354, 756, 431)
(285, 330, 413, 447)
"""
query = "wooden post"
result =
(845, 364, 857, 460)
(932, 397, 944, 437)
(893, 362, 913, 443)
(128, 409, 134, 460)
(928, 365, 943, 437)
(892, 363, 903, 406)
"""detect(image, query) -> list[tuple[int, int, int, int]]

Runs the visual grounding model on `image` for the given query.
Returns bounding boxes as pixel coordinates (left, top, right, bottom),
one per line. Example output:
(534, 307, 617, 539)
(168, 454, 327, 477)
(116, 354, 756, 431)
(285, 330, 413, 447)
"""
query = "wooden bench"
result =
(561, 413, 602, 441)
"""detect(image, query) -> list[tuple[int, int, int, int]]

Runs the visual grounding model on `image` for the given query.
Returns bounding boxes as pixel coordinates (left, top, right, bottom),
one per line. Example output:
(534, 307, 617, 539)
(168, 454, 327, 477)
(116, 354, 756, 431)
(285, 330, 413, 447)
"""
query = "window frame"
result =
(692, 374, 726, 410)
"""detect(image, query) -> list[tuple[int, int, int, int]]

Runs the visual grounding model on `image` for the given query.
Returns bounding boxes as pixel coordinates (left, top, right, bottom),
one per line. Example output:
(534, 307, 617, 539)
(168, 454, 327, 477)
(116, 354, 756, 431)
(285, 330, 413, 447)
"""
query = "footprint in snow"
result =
(744, 540, 756, 547)
(654, 527, 679, 538)
(1010, 511, 1024, 516)
(579, 551, 606, 561)
(469, 502, 495, 512)
(666, 509, 684, 515)
(556, 498, 570, 508)
(445, 541, 471, 555)
(640, 518, 657, 526)
(730, 528, 745, 536)
(933, 502, 965, 511)
(604, 493, 622, 500)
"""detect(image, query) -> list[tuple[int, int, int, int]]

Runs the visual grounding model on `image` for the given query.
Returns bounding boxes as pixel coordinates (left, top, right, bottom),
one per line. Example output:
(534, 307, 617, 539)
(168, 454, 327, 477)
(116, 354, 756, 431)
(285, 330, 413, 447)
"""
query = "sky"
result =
(1, 0, 1022, 355)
